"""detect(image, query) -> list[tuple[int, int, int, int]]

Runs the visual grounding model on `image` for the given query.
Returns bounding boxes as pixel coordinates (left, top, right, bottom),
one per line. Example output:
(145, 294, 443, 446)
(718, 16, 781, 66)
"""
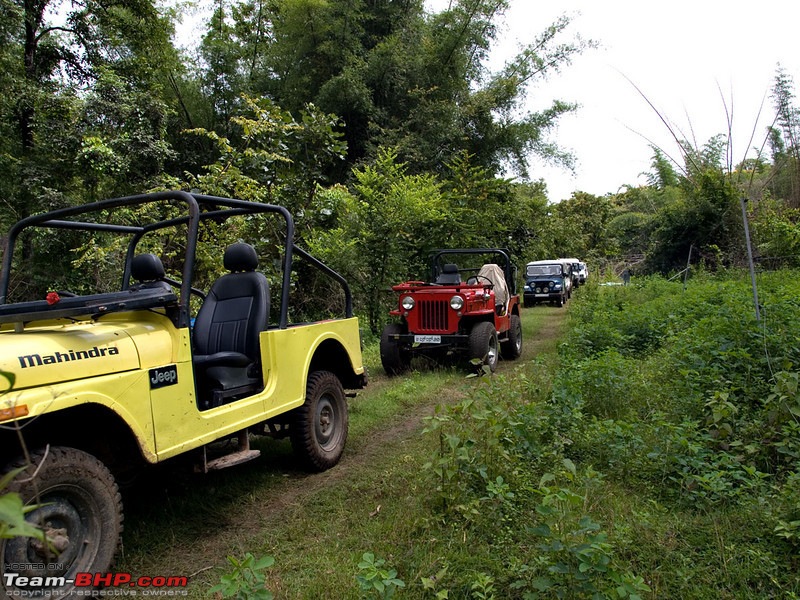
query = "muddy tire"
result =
(0, 446, 123, 596)
(501, 314, 523, 360)
(380, 323, 411, 375)
(469, 321, 499, 373)
(291, 371, 349, 471)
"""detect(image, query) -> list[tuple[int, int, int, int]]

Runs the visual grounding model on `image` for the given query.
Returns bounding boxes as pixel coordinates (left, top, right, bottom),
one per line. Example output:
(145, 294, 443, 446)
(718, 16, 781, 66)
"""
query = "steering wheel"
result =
(466, 275, 494, 287)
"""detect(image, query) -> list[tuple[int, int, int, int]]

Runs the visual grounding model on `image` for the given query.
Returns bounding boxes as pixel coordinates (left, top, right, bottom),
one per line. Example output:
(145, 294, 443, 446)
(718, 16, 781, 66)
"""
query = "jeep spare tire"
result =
(0, 446, 123, 596)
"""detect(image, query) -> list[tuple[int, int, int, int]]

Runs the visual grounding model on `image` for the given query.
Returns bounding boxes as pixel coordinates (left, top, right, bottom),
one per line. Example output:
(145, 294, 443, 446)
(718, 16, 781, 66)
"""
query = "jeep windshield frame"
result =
(0, 191, 353, 328)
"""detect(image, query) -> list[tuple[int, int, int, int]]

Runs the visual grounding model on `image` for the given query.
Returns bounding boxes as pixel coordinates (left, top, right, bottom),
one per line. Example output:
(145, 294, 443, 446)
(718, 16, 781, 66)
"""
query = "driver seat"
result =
(192, 243, 270, 410)
(435, 263, 461, 285)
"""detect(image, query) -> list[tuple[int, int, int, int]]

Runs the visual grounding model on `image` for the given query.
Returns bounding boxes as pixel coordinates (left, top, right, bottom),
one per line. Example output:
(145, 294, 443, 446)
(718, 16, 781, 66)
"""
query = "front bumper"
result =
(384, 332, 469, 349)
(524, 291, 562, 303)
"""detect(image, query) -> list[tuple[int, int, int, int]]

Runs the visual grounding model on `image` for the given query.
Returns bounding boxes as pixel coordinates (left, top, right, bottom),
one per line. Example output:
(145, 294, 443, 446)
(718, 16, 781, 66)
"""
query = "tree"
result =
(600, 140, 746, 274)
(199, 0, 246, 134)
(647, 147, 680, 190)
(0, 0, 178, 222)
(208, 0, 590, 184)
(437, 152, 514, 249)
(645, 164, 740, 273)
(768, 66, 800, 206)
(551, 191, 616, 259)
(180, 95, 346, 213)
(78, 70, 176, 200)
(751, 202, 800, 268)
(307, 147, 448, 334)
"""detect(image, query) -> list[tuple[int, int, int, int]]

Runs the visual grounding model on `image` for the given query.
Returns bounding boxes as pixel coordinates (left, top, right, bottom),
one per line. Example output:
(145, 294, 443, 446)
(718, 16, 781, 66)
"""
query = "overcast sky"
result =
(472, 0, 800, 201)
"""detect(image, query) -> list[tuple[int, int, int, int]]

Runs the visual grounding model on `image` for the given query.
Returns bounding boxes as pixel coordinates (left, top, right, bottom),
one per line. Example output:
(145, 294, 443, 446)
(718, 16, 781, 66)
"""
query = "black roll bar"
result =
(0, 191, 350, 328)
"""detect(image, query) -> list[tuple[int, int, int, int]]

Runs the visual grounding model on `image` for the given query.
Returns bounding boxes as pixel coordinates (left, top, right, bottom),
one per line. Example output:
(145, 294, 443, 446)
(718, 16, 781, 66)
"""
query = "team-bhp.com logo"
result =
(3, 571, 188, 596)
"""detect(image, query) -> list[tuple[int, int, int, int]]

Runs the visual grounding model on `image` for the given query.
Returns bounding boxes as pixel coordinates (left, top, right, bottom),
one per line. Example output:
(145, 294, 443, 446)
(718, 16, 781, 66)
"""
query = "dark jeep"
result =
(523, 260, 570, 307)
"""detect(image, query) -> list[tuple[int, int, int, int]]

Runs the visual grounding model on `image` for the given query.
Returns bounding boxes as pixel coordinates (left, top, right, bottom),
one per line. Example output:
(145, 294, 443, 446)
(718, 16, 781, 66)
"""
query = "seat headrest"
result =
(131, 253, 166, 282)
(442, 263, 459, 274)
(224, 243, 259, 272)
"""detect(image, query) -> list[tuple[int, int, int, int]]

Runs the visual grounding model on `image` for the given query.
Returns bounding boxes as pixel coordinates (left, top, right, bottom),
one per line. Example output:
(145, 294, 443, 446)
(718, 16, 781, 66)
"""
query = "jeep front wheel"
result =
(501, 314, 523, 360)
(0, 446, 123, 596)
(469, 321, 499, 373)
(380, 323, 411, 375)
(291, 370, 349, 471)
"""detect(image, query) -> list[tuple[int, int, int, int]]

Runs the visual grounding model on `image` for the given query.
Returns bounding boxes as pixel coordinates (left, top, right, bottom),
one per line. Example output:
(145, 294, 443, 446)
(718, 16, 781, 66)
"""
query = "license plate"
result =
(535, 294, 550, 298)
(414, 335, 441, 344)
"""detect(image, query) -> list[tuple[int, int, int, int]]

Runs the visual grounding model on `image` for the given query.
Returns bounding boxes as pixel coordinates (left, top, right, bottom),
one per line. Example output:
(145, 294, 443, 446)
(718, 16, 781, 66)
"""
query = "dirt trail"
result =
(120, 308, 568, 582)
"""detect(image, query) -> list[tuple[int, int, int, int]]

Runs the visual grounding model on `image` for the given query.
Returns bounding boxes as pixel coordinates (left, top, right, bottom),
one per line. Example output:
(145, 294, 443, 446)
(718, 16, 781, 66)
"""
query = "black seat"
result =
(192, 243, 270, 410)
(435, 263, 461, 285)
(130, 253, 173, 293)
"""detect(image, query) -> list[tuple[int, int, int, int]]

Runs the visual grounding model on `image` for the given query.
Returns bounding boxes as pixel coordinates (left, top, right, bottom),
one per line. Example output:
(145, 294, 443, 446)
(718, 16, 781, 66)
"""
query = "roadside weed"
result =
(356, 552, 406, 599)
(209, 553, 275, 599)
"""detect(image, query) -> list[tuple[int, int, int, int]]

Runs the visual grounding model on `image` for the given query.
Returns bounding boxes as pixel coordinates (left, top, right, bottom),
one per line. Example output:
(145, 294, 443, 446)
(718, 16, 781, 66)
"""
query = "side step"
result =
(200, 430, 261, 472)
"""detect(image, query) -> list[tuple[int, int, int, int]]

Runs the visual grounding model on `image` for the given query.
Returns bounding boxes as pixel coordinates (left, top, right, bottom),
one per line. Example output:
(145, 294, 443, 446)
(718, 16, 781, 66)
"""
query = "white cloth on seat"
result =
(477, 263, 508, 313)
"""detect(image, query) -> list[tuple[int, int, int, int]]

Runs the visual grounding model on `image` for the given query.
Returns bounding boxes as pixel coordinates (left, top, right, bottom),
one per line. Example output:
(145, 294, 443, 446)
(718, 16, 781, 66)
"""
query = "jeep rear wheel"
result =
(501, 314, 523, 360)
(469, 321, 499, 373)
(291, 370, 349, 471)
(380, 323, 411, 375)
(0, 447, 123, 596)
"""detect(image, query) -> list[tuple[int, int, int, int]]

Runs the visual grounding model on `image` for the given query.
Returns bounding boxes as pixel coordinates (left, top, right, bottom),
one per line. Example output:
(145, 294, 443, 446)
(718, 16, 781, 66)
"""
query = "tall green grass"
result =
(553, 272, 800, 597)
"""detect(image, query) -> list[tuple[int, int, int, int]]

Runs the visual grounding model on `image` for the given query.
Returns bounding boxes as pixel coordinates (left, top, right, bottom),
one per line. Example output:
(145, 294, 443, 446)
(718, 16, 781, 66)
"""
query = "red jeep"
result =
(380, 249, 522, 374)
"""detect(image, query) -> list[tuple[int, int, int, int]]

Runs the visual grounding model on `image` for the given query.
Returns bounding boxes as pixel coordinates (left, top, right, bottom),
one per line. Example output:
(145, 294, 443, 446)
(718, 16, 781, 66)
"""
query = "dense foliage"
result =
(0, 0, 598, 328)
(421, 273, 800, 597)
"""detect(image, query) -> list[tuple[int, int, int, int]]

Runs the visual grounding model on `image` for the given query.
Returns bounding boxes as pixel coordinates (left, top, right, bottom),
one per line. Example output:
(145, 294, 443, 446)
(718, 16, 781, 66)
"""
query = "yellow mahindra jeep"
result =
(0, 191, 367, 595)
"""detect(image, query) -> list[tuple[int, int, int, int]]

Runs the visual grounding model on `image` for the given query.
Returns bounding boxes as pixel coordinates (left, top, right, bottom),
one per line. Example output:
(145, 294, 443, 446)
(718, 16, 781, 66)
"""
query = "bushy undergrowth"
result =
(557, 271, 800, 595)
(565, 272, 800, 485)
(420, 271, 800, 597)
(421, 373, 651, 598)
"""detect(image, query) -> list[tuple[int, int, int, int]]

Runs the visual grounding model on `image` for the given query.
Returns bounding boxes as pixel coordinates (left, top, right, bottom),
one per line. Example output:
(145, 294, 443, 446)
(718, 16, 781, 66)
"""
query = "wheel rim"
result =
(487, 333, 498, 365)
(2, 485, 101, 582)
(315, 394, 341, 452)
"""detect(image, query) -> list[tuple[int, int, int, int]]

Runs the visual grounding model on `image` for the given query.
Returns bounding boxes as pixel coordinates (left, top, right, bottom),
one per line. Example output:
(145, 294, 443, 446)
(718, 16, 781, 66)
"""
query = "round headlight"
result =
(450, 295, 464, 310)
(401, 295, 415, 310)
